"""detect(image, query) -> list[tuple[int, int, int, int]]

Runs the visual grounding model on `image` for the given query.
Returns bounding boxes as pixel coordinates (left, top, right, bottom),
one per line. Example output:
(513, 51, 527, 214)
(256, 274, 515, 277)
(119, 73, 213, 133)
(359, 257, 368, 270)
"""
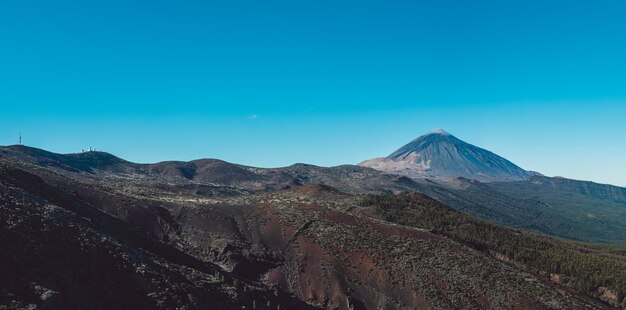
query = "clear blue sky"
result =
(1, 1, 625, 186)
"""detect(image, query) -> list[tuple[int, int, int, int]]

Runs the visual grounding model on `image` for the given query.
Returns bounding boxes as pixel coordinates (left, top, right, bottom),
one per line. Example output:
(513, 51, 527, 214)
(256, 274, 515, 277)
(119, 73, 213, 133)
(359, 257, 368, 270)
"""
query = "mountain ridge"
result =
(3, 143, 626, 245)
(0, 153, 617, 309)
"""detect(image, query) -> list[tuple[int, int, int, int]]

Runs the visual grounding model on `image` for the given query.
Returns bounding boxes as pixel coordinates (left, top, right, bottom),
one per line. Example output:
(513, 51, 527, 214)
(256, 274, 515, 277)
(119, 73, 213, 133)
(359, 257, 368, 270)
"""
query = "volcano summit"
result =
(359, 129, 532, 182)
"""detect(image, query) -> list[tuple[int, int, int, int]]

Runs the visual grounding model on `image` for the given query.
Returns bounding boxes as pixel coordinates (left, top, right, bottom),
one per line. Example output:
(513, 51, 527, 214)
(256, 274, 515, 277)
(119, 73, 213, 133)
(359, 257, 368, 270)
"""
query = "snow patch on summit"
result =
(428, 128, 450, 135)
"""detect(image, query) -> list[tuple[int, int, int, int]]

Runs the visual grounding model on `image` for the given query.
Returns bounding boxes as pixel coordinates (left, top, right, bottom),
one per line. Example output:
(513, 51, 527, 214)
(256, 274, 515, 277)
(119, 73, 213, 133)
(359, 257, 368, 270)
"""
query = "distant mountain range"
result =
(359, 129, 534, 182)
(2, 141, 626, 245)
(2, 143, 623, 308)
(1, 132, 626, 307)
(357, 129, 626, 244)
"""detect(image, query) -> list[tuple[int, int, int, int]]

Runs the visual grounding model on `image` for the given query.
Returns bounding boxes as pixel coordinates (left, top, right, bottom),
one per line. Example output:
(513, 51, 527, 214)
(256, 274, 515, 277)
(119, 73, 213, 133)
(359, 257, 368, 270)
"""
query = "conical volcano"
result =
(359, 129, 531, 182)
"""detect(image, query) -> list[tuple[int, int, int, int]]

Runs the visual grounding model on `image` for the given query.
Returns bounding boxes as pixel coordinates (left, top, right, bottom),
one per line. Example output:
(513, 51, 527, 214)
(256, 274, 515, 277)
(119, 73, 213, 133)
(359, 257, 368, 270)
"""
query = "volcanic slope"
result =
(0, 149, 619, 308)
(359, 129, 532, 182)
(0, 158, 314, 310)
(3, 144, 626, 245)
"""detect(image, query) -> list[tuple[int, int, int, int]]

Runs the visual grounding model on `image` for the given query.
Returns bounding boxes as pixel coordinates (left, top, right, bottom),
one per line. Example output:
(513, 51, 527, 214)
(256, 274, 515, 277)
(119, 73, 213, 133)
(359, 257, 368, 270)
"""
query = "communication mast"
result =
(18, 133, 22, 145)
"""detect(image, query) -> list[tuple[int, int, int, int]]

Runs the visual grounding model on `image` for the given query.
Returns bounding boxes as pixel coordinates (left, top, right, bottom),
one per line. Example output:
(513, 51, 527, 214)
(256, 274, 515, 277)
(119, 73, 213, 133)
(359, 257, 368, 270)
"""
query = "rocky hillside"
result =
(2, 144, 626, 244)
(1, 146, 623, 309)
(0, 158, 313, 310)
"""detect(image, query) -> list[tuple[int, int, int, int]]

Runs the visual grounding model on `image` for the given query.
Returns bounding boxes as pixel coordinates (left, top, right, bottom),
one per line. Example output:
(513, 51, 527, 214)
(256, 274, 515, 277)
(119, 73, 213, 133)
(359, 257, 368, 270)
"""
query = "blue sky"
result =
(1, 1, 625, 186)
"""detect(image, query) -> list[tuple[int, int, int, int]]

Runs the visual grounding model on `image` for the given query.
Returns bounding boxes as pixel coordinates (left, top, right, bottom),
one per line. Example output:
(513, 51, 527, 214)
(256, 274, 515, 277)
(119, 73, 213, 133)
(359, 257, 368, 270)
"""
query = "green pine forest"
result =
(362, 193, 626, 302)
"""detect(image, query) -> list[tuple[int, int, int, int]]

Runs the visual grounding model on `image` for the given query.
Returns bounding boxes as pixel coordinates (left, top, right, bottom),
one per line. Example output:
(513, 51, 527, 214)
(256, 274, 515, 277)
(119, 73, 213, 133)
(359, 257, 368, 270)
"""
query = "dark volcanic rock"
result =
(0, 145, 620, 309)
(0, 160, 315, 310)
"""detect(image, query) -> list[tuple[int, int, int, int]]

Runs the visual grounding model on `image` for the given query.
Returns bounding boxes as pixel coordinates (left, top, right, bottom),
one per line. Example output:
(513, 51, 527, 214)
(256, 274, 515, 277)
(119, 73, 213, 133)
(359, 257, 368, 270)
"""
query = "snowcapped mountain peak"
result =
(428, 128, 450, 135)
(359, 130, 531, 182)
